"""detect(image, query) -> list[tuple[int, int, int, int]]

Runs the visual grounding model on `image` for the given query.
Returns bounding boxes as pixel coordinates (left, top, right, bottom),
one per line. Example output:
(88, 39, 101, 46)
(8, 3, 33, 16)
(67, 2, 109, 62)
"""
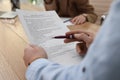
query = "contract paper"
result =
(17, 10, 83, 65)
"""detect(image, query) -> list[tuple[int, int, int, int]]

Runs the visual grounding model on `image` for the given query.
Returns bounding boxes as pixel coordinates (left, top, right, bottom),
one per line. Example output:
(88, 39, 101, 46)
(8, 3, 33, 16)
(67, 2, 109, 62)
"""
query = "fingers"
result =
(64, 33, 88, 43)
(74, 33, 86, 40)
(71, 15, 86, 25)
(76, 43, 87, 56)
(65, 30, 90, 36)
(64, 30, 94, 49)
(74, 33, 93, 48)
(64, 30, 92, 43)
(24, 44, 33, 54)
(64, 39, 77, 43)
(64, 31, 81, 43)
(28, 44, 43, 51)
(29, 44, 36, 48)
(29, 44, 39, 49)
(23, 44, 48, 67)
(65, 30, 81, 35)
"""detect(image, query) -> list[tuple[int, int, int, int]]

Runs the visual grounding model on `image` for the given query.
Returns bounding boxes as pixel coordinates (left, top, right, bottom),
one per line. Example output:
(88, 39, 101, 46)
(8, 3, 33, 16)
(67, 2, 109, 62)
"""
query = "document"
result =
(17, 10, 83, 65)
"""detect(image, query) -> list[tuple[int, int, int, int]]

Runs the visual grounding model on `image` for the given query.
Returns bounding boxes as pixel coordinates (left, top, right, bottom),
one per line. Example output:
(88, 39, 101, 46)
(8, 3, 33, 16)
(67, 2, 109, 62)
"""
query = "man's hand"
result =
(71, 14, 87, 25)
(23, 44, 48, 67)
(64, 30, 94, 55)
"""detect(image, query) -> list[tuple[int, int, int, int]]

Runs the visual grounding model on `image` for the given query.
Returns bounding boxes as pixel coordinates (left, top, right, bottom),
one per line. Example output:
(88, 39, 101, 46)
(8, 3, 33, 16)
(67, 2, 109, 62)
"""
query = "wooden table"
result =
(0, 3, 100, 80)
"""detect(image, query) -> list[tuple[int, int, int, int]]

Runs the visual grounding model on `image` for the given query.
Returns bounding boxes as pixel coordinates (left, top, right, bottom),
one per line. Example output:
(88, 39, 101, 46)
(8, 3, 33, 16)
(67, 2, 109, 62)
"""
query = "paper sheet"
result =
(17, 10, 83, 65)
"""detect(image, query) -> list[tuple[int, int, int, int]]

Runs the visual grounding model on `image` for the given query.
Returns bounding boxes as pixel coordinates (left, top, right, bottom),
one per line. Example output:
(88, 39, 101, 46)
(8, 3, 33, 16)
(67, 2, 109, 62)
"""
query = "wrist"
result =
(28, 56, 48, 66)
(82, 14, 88, 21)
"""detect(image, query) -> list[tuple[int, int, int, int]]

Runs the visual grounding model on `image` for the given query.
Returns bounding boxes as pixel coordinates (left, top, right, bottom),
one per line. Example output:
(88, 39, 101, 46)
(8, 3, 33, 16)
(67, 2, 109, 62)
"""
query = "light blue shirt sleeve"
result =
(26, 58, 86, 80)
(26, 0, 120, 80)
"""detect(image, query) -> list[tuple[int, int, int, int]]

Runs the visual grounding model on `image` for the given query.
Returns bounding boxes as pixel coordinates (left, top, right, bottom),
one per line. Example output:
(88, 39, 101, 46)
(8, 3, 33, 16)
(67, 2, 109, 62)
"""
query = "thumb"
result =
(74, 33, 86, 41)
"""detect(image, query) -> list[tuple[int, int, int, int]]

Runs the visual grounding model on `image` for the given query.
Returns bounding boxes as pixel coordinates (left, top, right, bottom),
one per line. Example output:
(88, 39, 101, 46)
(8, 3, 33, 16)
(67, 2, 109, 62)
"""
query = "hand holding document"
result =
(17, 10, 83, 65)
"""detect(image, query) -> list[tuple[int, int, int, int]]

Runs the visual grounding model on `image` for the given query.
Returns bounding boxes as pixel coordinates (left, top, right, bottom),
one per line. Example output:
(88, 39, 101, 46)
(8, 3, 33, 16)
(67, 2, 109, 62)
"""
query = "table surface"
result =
(0, 3, 100, 80)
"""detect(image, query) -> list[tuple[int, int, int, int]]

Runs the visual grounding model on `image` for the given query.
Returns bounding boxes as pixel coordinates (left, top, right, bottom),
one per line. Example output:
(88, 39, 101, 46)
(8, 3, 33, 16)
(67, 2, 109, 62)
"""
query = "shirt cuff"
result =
(26, 58, 51, 80)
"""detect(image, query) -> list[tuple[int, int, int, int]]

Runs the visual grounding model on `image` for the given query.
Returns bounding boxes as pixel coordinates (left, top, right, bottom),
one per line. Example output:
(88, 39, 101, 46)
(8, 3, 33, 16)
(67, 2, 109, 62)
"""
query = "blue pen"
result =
(63, 19, 71, 23)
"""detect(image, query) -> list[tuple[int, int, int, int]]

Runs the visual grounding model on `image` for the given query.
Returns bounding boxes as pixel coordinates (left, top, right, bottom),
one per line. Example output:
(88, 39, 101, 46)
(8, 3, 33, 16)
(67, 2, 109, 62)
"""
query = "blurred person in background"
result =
(44, 0, 97, 24)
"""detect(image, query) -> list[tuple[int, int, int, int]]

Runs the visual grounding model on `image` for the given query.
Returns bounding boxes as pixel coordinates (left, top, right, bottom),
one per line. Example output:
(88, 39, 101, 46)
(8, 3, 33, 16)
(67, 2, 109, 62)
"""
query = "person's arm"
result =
(71, 0, 97, 24)
(24, 1, 120, 80)
(26, 59, 85, 80)
(24, 45, 84, 80)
